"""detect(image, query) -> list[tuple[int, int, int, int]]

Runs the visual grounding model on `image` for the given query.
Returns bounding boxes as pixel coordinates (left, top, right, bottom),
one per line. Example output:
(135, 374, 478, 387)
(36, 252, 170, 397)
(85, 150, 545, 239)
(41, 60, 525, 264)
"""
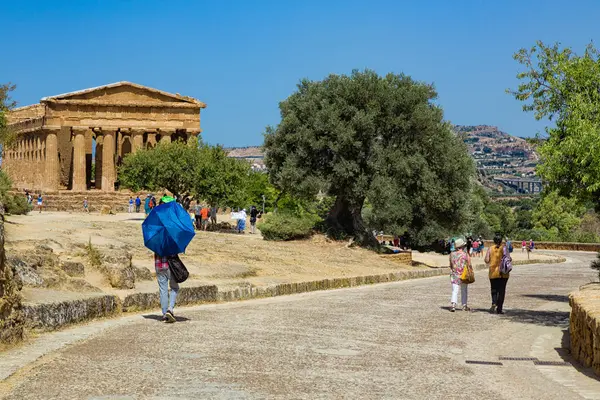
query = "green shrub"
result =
(258, 212, 321, 241)
(4, 194, 31, 215)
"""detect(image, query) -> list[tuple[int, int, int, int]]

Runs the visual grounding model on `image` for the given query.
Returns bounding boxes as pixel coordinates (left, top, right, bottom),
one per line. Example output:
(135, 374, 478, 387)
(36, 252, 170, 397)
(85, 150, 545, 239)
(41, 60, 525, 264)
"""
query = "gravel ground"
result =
(1, 251, 599, 399)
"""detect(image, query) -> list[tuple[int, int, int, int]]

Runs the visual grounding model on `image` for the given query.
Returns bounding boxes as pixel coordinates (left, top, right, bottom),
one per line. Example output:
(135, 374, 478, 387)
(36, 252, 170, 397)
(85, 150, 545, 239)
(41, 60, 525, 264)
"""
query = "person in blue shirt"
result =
(128, 196, 134, 213)
(135, 196, 141, 213)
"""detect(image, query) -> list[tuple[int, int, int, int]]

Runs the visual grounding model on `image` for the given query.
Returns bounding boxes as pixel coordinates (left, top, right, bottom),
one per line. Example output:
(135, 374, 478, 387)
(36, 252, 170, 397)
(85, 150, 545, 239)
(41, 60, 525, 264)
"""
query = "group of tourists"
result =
(230, 205, 261, 233)
(448, 233, 512, 313)
(24, 190, 43, 213)
(193, 202, 218, 231)
(522, 238, 535, 252)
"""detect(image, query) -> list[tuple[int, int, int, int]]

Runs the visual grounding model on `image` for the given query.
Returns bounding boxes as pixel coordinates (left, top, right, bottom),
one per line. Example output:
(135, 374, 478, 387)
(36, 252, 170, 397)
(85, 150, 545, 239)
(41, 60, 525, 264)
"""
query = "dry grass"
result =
(5, 212, 416, 294)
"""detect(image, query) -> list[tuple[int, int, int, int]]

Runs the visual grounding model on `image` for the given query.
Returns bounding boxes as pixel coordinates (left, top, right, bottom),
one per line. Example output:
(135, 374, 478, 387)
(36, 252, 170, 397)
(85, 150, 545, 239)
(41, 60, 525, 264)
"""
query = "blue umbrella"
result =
(142, 201, 195, 256)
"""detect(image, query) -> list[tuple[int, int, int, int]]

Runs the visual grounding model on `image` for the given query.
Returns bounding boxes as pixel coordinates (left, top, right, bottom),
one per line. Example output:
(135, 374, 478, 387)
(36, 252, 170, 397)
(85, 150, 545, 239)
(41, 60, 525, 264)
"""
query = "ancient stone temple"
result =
(3, 82, 206, 192)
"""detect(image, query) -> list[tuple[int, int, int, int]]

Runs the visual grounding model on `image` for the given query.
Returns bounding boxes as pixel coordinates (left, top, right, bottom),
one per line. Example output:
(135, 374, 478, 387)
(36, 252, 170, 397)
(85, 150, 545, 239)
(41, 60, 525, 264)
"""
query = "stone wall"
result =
(569, 284, 600, 377)
(0, 204, 24, 344)
(484, 240, 600, 252)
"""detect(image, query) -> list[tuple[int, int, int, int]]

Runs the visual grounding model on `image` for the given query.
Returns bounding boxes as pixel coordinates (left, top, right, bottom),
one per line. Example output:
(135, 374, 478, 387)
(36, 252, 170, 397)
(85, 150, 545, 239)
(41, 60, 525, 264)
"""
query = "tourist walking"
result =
(144, 195, 151, 216)
(529, 239, 535, 252)
(485, 233, 510, 314)
(135, 196, 141, 213)
(193, 202, 202, 230)
(37, 193, 43, 213)
(154, 253, 178, 323)
(210, 206, 218, 226)
(83, 197, 89, 213)
(128, 196, 134, 213)
(249, 205, 258, 234)
(521, 239, 526, 252)
(449, 238, 473, 312)
(200, 205, 209, 231)
(237, 208, 247, 233)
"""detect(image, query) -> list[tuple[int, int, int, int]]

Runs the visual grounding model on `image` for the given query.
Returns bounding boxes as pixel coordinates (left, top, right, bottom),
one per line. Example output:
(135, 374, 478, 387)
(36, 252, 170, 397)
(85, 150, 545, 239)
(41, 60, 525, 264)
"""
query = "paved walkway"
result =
(1, 252, 599, 399)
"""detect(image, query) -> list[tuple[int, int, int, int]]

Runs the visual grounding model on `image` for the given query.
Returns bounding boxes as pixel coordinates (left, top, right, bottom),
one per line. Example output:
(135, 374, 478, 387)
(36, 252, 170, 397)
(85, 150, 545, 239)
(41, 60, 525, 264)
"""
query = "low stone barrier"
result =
(484, 240, 600, 252)
(569, 284, 600, 377)
(122, 285, 219, 312)
(22, 294, 121, 331)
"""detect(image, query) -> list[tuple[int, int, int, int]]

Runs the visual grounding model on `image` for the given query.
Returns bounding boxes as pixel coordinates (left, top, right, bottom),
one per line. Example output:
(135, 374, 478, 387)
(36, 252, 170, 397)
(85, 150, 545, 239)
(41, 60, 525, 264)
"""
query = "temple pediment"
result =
(41, 81, 206, 108)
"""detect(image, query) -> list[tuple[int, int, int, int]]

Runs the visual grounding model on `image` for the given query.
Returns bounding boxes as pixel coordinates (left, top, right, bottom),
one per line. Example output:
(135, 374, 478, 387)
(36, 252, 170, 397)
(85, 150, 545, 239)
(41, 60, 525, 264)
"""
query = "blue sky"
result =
(2, 0, 598, 147)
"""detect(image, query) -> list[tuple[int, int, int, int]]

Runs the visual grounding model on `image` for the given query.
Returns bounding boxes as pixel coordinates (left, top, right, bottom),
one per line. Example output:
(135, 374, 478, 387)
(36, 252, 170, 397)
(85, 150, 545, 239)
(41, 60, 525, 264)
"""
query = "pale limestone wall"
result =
(6, 104, 45, 123)
(569, 285, 600, 377)
(45, 104, 200, 130)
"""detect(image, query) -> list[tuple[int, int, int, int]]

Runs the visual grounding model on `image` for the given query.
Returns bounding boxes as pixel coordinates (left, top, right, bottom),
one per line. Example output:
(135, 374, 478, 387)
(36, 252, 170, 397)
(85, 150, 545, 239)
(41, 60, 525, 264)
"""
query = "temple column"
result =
(72, 127, 87, 191)
(94, 134, 103, 189)
(159, 128, 174, 144)
(131, 129, 144, 153)
(101, 128, 116, 191)
(45, 129, 60, 191)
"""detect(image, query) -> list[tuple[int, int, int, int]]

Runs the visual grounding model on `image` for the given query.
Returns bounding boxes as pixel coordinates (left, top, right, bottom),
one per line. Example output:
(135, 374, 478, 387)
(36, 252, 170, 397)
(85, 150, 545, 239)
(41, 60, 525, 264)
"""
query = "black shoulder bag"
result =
(167, 254, 189, 283)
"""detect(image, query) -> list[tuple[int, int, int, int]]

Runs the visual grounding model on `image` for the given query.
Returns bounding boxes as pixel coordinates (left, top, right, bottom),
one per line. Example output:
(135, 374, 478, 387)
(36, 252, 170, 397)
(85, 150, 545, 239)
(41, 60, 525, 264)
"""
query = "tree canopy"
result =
(264, 70, 474, 247)
(510, 41, 600, 206)
(0, 83, 17, 144)
(118, 139, 252, 209)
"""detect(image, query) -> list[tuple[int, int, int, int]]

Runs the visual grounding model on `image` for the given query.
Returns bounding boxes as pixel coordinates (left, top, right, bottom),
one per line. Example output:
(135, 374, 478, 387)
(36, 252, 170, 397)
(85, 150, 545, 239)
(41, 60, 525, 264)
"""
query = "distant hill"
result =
(454, 125, 539, 194)
(224, 126, 540, 193)
(226, 146, 266, 171)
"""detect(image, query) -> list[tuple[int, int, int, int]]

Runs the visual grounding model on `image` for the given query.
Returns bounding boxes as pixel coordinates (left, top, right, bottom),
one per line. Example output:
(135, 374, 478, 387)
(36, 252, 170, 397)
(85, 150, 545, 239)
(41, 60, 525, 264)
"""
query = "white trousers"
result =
(451, 282, 468, 306)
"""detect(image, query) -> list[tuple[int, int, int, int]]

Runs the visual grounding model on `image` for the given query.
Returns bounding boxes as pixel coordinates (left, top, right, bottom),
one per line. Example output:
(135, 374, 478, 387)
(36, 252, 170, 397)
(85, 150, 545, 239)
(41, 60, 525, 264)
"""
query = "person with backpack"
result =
(448, 237, 473, 312)
(485, 233, 511, 314)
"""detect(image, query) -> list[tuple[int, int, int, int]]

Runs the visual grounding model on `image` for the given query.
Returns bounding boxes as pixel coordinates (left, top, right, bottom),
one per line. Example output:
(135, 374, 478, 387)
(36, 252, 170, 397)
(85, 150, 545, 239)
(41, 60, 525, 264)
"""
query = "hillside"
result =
(225, 125, 540, 193)
(454, 125, 539, 194)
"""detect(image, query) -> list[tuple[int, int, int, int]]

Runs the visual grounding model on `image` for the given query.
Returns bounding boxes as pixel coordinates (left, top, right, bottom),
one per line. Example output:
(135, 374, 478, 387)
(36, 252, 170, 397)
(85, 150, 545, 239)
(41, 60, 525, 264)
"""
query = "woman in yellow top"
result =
(484, 233, 510, 314)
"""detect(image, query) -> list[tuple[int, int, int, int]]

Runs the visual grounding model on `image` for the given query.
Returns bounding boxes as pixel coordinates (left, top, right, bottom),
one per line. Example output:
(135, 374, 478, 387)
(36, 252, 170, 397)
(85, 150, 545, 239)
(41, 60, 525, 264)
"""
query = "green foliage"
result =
(194, 145, 250, 209)
(257, 212, 321, 241)
(264, 69, 474, 247)
(244, 171, 278, 212)
(0, 170, 30, 215)
(0, 82, 17, 145)
(510, 41, 600, 205)
(119, 140, 252, 208)
(531, 190, 584, 241)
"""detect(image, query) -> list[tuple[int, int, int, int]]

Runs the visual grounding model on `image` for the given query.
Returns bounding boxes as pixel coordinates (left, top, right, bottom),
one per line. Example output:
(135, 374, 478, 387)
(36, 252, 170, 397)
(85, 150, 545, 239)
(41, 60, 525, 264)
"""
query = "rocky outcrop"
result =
(569, 284, 600, 377)
(0, 205, 24, 344)
(59, 261, 85, 277)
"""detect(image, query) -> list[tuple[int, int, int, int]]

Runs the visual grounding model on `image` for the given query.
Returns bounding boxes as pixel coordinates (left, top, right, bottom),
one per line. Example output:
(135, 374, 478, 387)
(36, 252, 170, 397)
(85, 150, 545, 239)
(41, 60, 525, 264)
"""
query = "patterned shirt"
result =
(449, 249, 470, 285)
(154, 253, 169, 271)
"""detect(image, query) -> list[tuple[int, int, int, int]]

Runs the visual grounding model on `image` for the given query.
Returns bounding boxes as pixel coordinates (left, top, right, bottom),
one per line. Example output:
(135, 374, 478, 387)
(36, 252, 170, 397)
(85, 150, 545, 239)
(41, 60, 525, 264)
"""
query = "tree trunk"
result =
(325, 195, 379, 249)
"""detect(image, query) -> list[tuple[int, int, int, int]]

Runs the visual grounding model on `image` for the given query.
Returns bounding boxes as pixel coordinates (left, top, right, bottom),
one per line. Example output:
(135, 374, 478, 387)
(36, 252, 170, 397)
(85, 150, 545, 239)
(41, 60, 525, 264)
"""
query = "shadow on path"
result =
(142, 314, 190, 322)
(499, 308, 570, 327)
(521, 294, 569, 303)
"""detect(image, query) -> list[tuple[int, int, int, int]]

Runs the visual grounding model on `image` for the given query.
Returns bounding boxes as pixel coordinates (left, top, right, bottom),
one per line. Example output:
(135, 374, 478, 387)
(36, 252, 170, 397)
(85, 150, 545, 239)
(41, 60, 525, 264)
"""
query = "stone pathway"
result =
(1, 251, 599, 399)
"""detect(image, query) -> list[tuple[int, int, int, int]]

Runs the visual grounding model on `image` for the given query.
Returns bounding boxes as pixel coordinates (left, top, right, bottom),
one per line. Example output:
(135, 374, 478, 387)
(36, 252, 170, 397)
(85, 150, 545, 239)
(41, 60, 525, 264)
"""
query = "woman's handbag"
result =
(167, 254, 189, 283)
(460, 261, 475, 284)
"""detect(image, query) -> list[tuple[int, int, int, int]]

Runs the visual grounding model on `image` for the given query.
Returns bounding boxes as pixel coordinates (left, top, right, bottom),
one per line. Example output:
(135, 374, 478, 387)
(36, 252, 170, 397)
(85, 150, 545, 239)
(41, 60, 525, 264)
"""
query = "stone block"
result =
(59, 261, 85, 277)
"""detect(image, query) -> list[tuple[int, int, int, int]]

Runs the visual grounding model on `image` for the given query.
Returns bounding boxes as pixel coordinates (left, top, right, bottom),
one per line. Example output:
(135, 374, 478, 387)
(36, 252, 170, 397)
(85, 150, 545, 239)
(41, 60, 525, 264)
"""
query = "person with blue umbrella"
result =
(142, 201, 195, 323)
